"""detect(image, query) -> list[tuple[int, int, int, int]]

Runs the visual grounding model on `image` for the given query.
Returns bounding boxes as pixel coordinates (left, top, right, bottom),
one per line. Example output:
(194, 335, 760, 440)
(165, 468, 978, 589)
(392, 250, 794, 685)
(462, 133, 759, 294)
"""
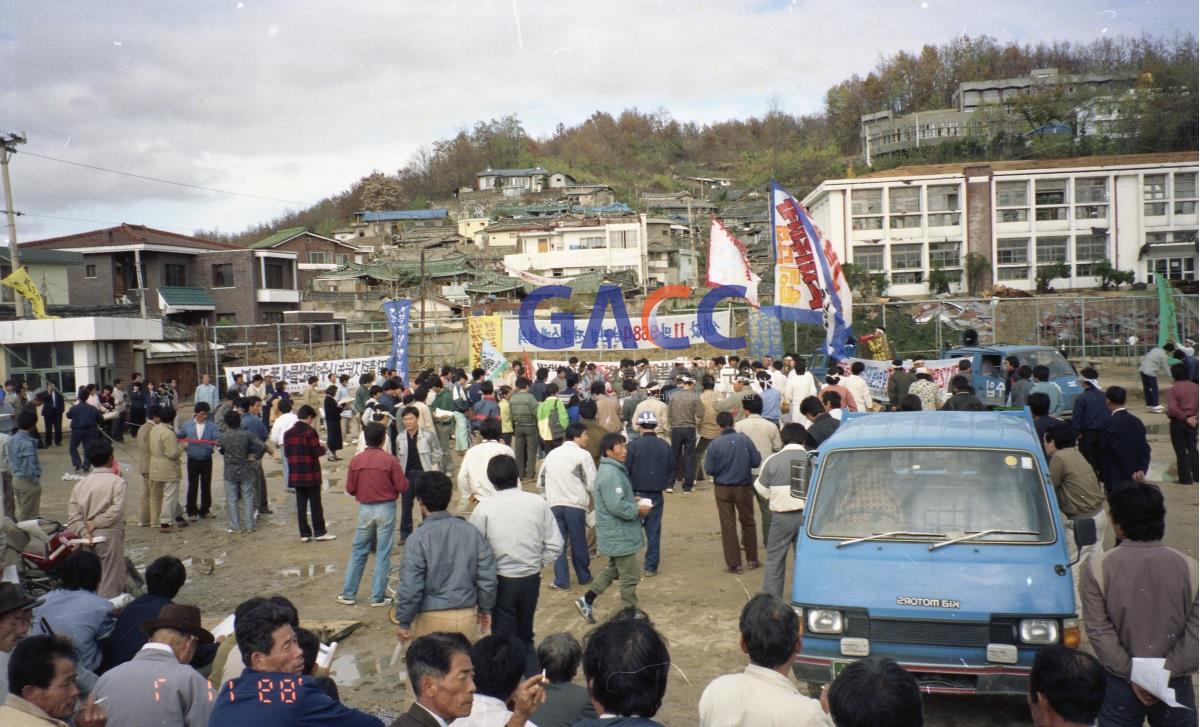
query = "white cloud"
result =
(0, 0, 1194, 242)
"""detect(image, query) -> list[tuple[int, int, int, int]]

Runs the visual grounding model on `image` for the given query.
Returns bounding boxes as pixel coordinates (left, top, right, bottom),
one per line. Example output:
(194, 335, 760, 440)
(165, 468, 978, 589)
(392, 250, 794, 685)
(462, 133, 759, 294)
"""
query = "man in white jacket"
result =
(268, 397, 299, 488)
(753, 424, 811, 599)
(456, 417, 514, 508)
(783, 362, 818, 425)
(841, 361, 874, 413)
(538, 422, 596, 591)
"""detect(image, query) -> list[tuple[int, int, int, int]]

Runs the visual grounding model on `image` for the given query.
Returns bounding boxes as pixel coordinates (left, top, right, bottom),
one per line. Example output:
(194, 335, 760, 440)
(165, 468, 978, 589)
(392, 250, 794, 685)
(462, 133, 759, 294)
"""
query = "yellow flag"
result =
(0, 267, 56, 319)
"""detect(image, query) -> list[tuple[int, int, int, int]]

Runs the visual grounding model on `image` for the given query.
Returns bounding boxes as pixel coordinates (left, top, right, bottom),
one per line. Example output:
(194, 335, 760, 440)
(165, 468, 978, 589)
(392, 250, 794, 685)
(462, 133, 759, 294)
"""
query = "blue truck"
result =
(789, 410, 1096, 695)
(943, 345, 1081, 413)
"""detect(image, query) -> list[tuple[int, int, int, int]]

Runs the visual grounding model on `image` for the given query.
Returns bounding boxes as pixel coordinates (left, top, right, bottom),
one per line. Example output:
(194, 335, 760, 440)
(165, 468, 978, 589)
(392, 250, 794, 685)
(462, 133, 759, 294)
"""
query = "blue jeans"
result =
(225, 473, 256, 532)
(636, 491, 664, 572)
(1141, 372, 1160, 408)
(341, 501, 397, 603)
(552, 505, 590, 588)
(1101, 671, 1195, 726)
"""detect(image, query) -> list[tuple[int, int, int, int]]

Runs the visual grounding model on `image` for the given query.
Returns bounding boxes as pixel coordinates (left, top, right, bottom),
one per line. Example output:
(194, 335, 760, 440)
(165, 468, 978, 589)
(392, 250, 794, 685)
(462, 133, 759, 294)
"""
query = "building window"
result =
(570, 236, 606, 250)
(851, 189, 883, 230)
(262, 311, 284, 324)
(926, 185, 960, 227)
(263, 262, 293, 289)
(1174, 230, 1199, 244)
(1075, 178, 1107, 204)
(891, 271, 923, 284)
(997, 238, 1029, 265)
(1036, 236, 1069, 263)
(7, 343, 75, 393)
(888, 187, 921, 229)
(996, 180, 1028, 207)
(1145, 232, 1169, 245)
(610, 230, 638, 249)
(212, 263, 233, 288)
(163, 263, 187, 287)
(1033, 179, 1068, 221)
(308, 251, 332, 264)
(1149, 257, 1196, 281)
(996, 266, 1030, 281)
(1074, 234, 1107, 264)
(1174, 172, 1197, 215)
(1144, 174, 1167, 216)
(216, 313, 237, 325)
(85, 264, 97, 279)
(928, 241, 961, 269)
(998, 208, 1029, 223)
(335, 254, 351, 266)
(1075, 205, 1108, 220)
(852, 246, 885, 273)
(890, 243, 923, 272)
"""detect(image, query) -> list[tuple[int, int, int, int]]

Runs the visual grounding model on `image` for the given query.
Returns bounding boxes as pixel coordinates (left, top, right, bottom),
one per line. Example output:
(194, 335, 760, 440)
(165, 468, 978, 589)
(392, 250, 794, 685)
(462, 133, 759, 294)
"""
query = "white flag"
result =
(706, 217, 761, 307)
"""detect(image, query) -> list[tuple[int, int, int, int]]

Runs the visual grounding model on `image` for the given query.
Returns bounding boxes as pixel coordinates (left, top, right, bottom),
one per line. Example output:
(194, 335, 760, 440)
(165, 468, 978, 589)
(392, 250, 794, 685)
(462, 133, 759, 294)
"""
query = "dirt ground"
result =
(32, 362, 1198, 726)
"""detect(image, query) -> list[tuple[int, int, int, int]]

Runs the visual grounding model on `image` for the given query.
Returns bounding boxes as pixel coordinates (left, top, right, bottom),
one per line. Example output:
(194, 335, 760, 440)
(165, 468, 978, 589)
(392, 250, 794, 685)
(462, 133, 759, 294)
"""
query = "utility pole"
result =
(1, 132, 27, 318)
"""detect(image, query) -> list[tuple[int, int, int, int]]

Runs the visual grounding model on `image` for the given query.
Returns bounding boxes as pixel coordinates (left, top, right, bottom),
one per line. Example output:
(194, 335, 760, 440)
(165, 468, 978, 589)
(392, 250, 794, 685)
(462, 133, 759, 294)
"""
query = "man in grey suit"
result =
(92, 603, 216, 727)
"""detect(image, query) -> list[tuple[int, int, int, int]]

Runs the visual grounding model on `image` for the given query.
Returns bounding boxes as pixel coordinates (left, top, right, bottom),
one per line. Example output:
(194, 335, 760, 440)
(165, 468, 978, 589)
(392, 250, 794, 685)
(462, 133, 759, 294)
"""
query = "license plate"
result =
(832, 660, 852, 679)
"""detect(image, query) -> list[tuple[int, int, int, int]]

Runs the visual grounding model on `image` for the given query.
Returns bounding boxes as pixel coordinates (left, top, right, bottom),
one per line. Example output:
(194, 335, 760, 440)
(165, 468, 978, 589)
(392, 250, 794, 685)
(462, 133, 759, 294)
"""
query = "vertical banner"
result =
(0, 267, 56, 320)
(746, 307, 783, 360)
(769, 182, 853, 359)
(1155, 272, 1179, 348)
(480, 340, 510, 382)
(381, 299, 412, 383)
(707, 217, 761, 307)
(468, 314, 504, 369)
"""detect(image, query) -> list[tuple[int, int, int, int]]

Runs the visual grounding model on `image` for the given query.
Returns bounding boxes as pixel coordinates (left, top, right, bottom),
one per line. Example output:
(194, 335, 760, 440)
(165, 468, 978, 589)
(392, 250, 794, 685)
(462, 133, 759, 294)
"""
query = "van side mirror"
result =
(1072, 518, 1097, 549)
(790, 454, 814, 500)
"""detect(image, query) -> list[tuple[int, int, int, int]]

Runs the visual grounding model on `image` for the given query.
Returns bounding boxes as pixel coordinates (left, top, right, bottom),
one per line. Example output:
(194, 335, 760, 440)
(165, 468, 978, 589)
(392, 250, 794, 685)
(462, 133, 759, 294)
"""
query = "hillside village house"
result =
(21, 224, 303, 326)
(475, 167, 579, 194)
(802, 152, 1199, 297)
(351, 209, 451, 240)
(249, 227, 369, 290)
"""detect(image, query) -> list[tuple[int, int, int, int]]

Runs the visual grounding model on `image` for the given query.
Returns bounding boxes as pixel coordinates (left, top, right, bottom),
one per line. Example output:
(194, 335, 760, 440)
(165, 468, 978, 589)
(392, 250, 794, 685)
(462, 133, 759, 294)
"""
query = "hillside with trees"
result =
(197, 34, 1197, 245)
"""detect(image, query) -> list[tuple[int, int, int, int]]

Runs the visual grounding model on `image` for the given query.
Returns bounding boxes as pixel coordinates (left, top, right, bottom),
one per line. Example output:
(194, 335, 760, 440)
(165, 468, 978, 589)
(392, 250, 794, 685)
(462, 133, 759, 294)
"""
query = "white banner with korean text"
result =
(225, 356, 388, 394)
(834, 357, 962, 403)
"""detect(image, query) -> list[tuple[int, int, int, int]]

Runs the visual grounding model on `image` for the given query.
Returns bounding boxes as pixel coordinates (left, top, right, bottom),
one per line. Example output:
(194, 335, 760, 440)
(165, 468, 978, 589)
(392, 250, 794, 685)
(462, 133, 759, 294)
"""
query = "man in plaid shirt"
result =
(284, 405, 336, 542)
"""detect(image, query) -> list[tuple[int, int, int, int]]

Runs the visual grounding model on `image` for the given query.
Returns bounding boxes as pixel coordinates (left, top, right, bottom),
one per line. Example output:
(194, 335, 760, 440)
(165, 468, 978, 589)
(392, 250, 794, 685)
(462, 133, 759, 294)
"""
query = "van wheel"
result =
(803, 681, 825, 698)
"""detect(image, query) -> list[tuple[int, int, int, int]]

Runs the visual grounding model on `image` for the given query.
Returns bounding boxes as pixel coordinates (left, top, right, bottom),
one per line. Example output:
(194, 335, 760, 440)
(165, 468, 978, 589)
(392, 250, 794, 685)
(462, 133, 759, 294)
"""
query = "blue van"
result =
(944, 345, 1081, 413)
(789, 410, 1096, 695)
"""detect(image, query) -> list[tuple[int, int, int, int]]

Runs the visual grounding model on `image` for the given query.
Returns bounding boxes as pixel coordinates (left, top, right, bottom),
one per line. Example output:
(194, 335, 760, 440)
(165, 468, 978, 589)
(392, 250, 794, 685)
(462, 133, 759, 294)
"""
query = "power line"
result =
(18, 149, 312, 206)
(0, 208, 201, 236)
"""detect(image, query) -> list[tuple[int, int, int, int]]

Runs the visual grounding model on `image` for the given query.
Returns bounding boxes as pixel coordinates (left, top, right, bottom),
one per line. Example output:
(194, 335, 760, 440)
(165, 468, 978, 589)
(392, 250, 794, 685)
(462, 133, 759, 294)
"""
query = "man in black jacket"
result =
(66, 389, 101, 473)
(625, 412, 674, 577)
(1099, 386, 1151, 494)
(41, 381, 64, 447)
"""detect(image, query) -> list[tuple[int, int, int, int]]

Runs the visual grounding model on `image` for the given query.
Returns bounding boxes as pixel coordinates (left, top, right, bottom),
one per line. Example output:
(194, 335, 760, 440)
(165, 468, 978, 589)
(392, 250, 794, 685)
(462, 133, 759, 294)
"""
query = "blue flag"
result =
(381, 299, 412, 382)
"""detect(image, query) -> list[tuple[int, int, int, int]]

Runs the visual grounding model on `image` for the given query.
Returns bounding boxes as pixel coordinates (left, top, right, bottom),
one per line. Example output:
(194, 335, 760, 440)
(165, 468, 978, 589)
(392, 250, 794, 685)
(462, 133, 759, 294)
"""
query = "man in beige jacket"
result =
(148, 406, 185, 533)
(66, 438, 127, 599)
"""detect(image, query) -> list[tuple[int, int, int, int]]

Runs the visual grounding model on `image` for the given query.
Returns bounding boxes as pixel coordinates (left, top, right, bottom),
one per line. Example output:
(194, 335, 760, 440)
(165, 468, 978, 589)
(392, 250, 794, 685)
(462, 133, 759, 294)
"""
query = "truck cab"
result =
(943, 345, 1081, 413)
(790, 410, 1096, 695)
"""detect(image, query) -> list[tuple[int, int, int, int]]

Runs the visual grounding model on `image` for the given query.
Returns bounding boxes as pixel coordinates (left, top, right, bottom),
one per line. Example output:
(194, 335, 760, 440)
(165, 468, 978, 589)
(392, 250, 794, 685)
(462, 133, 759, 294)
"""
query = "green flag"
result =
(1156, 273, 1179, 347)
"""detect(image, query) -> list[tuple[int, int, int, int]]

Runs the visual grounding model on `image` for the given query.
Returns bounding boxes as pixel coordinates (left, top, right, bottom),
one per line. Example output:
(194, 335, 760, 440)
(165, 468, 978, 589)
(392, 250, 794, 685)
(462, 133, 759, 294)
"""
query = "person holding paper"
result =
(1081, 484, 1198, 724)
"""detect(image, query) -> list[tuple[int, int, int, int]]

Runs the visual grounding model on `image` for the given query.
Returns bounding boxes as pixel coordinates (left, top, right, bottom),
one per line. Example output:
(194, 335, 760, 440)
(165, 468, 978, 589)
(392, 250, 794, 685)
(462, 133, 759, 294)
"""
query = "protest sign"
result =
(835, 357, 962, 403)
(468, 315, 503, 368)
(225, 356, 388, 394)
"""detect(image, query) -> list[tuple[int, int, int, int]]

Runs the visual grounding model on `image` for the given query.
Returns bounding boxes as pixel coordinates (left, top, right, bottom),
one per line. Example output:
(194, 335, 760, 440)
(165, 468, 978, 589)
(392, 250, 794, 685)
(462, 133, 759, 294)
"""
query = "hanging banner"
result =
(503, 309, 731, 352)
(770, 182, 853, 359)
(707, 217, 761, 307)
(833, 357, 962, 404)
(0, 267, 56, 319)
(506, 268, 575, 287)
(746, 308, 783, 359)
(468, 315, 503, 369)
(1156, 273, 1179, 347)
(480, 340, 510, 382)
(381, 299, 412, 382)
(225, 356, 388, 394)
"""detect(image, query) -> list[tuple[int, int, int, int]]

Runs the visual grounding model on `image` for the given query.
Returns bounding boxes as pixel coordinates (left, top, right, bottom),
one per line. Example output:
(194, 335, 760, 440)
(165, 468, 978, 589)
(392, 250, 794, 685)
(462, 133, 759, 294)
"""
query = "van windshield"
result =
(807, 448, 1055, 544)
(1017, 350, 1076, 379)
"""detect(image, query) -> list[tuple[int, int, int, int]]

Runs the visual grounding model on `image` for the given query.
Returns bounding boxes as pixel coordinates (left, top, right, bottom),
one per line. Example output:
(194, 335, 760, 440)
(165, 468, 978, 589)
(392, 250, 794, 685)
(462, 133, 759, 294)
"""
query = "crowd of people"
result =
(0, 347, 1193, 726)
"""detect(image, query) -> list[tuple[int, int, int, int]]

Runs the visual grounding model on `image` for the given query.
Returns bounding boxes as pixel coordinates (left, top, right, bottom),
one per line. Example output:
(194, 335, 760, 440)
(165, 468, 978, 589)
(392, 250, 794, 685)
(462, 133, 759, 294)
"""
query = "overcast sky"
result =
(1, 0, 1195, 244)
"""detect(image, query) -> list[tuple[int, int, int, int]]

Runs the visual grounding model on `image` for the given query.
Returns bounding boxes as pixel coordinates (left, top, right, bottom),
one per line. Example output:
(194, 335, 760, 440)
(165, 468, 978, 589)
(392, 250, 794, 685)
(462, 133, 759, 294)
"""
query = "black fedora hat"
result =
(0, 582, 41, 616)
(139, 603, 215, 645)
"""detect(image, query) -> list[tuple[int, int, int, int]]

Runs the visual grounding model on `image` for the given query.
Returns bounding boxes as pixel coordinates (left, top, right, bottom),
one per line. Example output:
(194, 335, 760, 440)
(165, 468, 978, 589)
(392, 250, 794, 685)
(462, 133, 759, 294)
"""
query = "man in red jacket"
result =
(338, 423, 408, 607)
(284, 405, 336, 543)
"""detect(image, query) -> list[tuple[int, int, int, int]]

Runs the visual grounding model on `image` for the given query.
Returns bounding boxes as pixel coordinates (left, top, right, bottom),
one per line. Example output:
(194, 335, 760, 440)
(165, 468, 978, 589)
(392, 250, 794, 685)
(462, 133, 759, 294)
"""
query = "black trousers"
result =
(494, 573, 541, 676)
(1170, 418, 1198, 485)
(295, 486, 327, 538)
(1078, 429, 1105, 478)
(43, 413, 62, 446)
(68, 428, 95, 470)
(401, 468, 422, 539)
(186, 457, 213, 516)
(671, 426, 697, 491)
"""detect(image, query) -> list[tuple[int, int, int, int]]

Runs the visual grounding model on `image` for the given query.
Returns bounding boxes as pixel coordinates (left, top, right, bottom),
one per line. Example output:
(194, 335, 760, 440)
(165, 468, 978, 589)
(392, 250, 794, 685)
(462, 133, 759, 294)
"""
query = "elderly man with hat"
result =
(0, 582, 41, 700)
(632, 384, 670, 441)
(92, 603, 216, 726)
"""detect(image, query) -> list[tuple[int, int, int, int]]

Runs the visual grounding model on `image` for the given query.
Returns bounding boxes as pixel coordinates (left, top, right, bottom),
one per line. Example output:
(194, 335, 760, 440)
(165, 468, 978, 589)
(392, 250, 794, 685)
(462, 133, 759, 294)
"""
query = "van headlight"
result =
(807, 609, 844, 634)
(1019, 619, 1060, 644)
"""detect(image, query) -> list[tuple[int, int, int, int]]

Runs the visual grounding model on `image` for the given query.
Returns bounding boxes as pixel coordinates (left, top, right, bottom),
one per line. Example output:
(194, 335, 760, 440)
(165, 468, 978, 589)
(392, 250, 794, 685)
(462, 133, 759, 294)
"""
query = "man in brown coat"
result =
(66, 439, 127, 599)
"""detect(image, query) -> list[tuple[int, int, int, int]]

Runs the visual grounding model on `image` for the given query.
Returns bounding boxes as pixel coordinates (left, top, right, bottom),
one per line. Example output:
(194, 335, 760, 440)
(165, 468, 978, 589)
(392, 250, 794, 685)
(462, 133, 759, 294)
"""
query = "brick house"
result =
(21, 224, 302, 326)
(248, 227, 369, 291)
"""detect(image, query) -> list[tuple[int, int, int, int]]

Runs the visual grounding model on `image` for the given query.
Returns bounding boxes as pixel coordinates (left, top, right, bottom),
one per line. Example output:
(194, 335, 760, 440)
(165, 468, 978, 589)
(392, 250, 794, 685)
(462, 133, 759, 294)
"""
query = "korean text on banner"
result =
(834, 357, 962, 404)
(468, 315, 503, 369)
(381, 299, 412, 382)
(707, 217, 761, 307)
(225, 356, 388, 394)
(480, 340, 510, 382)
(1, 267, 56, 320)
(770, 182, 853, 359)
(746, 308, 783, 360)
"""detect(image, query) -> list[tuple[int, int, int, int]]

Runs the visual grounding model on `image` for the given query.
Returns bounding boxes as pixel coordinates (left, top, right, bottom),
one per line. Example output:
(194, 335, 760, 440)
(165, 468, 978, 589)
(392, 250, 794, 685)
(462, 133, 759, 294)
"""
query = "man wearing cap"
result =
(666, 375, 702, 493)
(1071, 367, 1110, 477)
(92, 604, 215, 726)
(633, 384, 669, 441)
(626, 411, 674, 577)
(0, 582, 41, 700)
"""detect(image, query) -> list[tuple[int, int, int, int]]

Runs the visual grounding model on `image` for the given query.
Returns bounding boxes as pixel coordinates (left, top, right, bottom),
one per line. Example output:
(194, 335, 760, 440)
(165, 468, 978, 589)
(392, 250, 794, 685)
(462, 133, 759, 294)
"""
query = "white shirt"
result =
(270, 412, 299, 448)
(538, 441, 596, 510)
(456, 440, 515, 505)
(699, 664, 832, 727)
(450, 694, 536, 727)
(783, 372, 818, 423)
(841, 374, 871, 412)
(769, 369, 787, 392)
(469, 489, 562, 578)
